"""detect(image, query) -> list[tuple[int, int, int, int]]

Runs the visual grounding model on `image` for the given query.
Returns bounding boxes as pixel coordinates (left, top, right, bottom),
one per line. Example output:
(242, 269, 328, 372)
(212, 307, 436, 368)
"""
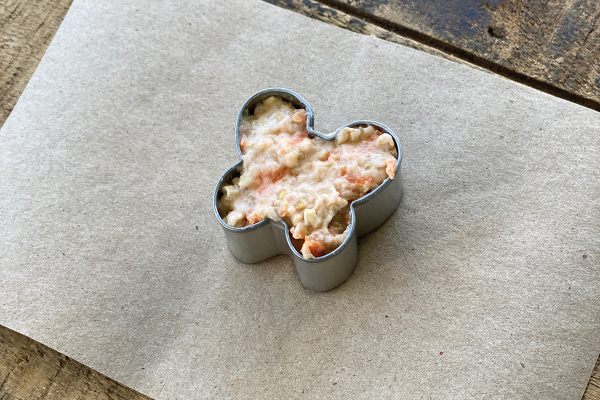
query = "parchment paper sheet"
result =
(0, 0, 598, 398)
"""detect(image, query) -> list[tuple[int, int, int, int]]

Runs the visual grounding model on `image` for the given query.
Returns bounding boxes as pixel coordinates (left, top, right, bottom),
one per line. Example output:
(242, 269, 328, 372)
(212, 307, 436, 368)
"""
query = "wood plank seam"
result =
(264, 0, 600, 112)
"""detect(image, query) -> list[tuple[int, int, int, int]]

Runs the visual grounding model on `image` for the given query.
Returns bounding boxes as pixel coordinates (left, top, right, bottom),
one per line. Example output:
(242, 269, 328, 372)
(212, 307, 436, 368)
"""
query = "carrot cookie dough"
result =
(218, 96, 397, 259)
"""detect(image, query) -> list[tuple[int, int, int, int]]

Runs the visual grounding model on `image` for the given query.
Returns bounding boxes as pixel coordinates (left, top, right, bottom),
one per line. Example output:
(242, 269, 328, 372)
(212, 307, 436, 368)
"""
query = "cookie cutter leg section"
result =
(221, 221, 281, 264)
(288, 229, 359, 292)
(214, 162, 280, 264)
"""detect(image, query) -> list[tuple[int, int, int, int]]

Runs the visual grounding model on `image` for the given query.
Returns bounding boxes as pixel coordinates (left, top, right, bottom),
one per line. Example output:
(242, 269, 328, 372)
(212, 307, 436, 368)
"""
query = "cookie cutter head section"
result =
(214, 88, 403, 292)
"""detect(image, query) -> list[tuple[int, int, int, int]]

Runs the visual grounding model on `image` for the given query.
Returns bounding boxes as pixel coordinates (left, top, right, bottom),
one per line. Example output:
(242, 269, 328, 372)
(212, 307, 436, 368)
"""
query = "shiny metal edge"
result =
(213, 88, 403, 290)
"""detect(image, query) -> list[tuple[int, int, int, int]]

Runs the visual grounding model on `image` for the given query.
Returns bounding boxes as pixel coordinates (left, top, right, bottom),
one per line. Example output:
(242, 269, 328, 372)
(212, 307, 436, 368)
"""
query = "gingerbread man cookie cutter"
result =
(213, 88, 403, 291)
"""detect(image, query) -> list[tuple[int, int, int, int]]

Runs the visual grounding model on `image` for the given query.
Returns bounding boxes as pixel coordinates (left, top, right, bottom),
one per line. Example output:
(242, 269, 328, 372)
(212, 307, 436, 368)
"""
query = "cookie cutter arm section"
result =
(354, 162, 403, 238)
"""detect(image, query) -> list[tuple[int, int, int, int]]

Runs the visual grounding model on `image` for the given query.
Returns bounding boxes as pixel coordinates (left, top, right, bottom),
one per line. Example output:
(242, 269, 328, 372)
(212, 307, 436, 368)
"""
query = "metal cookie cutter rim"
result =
(213, 88, 403, 291)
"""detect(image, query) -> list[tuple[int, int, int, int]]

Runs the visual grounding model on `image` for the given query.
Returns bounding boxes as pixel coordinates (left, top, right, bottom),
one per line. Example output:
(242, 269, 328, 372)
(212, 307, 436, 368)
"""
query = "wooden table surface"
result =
(268, 0, 600, 112)
(0, 0, 598, 398)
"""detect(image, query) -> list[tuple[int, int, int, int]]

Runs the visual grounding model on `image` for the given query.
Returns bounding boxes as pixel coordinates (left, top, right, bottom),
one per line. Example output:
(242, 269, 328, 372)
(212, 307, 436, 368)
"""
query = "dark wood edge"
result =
(265, 0, 600, 113)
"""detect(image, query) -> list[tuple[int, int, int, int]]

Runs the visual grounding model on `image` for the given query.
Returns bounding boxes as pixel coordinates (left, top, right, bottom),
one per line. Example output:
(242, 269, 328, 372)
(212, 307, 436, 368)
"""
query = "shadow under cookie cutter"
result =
(213, 88, 403, 291)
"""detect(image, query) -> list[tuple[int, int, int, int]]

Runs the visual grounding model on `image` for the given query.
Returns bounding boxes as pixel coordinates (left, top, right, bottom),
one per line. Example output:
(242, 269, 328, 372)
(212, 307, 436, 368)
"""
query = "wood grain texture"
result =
(584, 356, 600, 400)
(265, 0, 490, 69)
(0, 325, 152, 399)
(0, 0, 73, 127)
(268, 0, 600, 111)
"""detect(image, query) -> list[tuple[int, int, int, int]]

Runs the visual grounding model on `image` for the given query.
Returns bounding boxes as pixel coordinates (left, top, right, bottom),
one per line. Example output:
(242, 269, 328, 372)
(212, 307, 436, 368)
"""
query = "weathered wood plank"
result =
(264, 0, 484, 67)
(0, 325, 152, 400)
(584, 356, 600, 400)
(0, 0, 73, 127)
(267, 0, 600, 111)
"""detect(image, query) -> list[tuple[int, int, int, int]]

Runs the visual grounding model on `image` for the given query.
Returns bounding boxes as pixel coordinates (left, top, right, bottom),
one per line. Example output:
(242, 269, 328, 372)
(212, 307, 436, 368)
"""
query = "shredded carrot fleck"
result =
(347, 175, 372, 186)
(386, 158, 396, 179)
(281, 137, 304, 155)
(291, 109, 307, 124)
(264, 168, 289, 183)
(246, 213, 262, 225)
(307, 241, 326, 258)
